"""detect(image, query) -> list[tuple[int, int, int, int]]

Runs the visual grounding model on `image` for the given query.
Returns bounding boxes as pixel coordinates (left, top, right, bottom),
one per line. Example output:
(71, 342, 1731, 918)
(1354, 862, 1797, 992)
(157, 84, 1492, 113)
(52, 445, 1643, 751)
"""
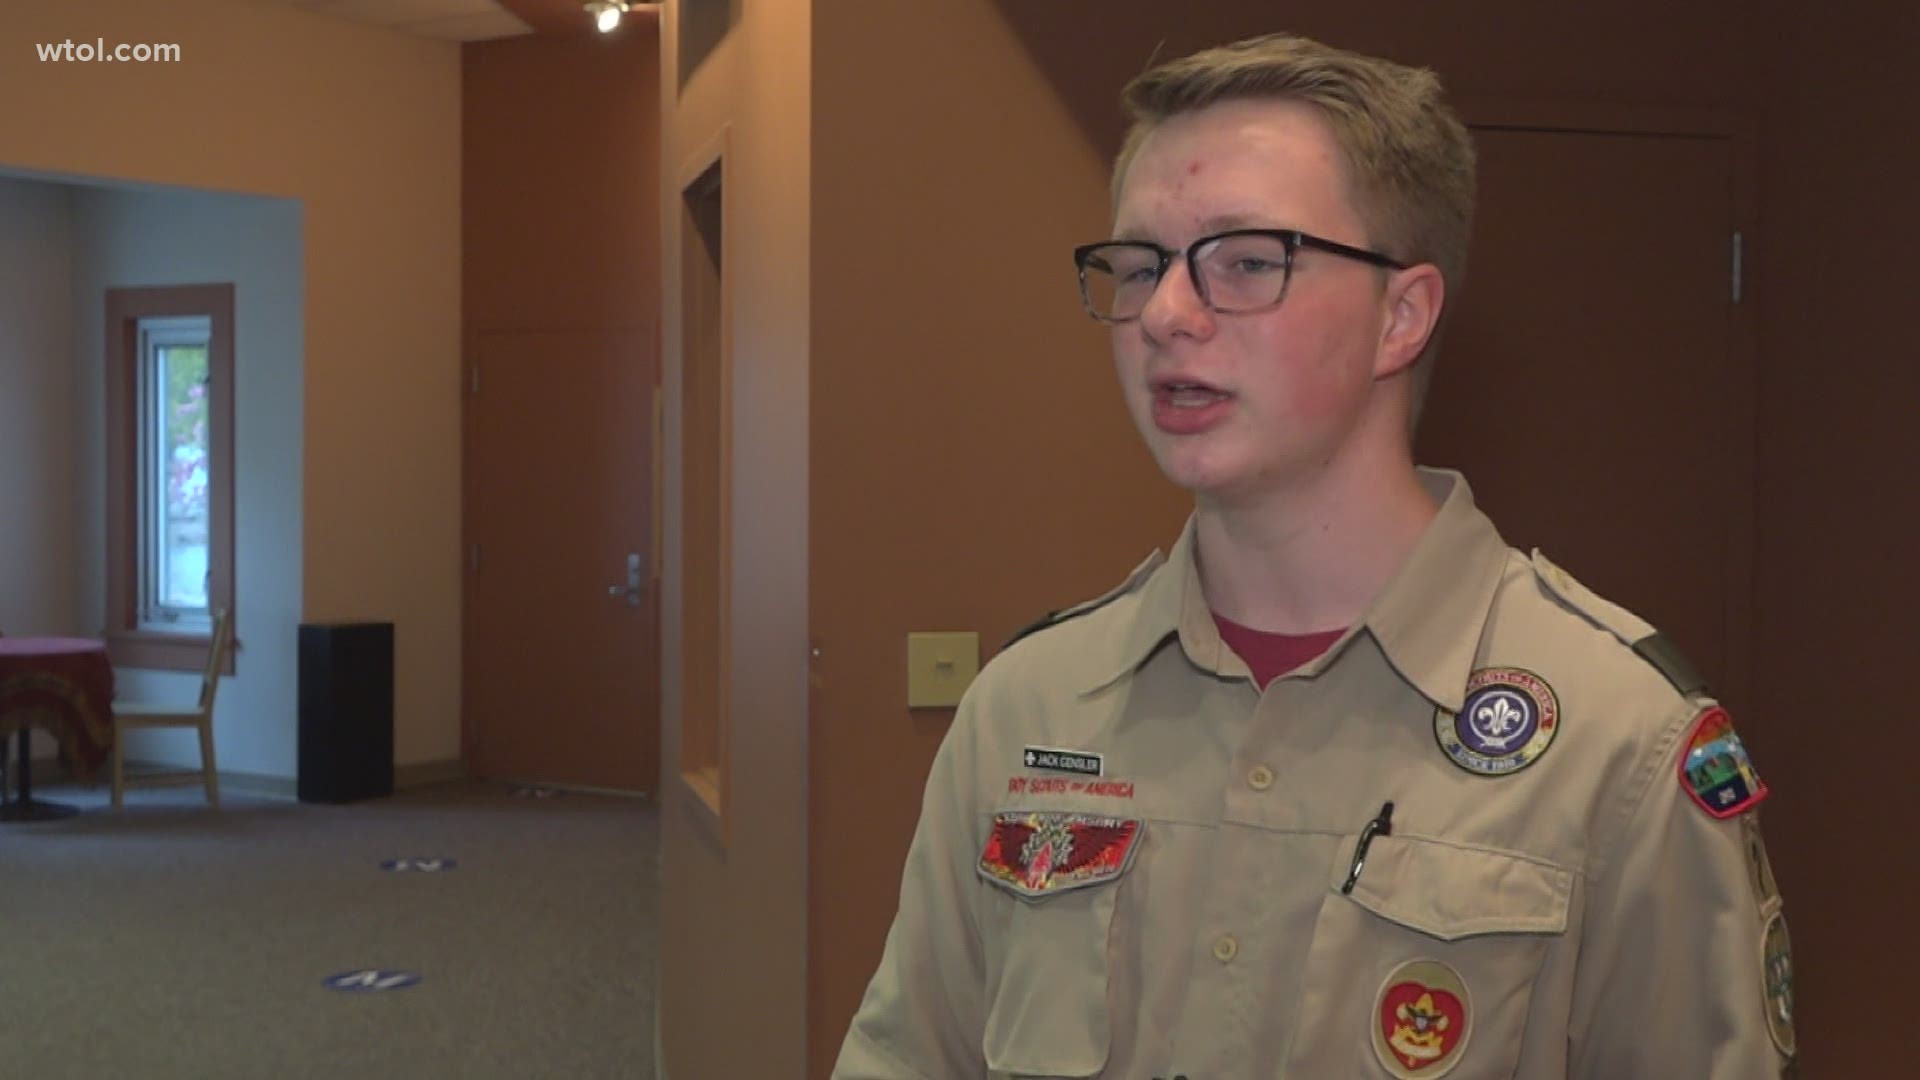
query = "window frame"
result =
(105, 285, 237, 674)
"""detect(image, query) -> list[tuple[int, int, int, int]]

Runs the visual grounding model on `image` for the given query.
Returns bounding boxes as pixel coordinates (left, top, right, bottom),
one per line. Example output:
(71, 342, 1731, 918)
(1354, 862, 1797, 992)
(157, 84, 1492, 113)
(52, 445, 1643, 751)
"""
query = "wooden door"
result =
(1416, 123, 1753, 705)
(464, 328, 661, 794)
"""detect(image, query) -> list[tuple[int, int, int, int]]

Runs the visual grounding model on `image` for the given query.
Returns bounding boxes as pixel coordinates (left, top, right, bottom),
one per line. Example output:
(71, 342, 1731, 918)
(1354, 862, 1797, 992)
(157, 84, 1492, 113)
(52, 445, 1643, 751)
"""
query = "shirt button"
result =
(1212, 935, 1238, 963)
(1248, 765, 1275, 791)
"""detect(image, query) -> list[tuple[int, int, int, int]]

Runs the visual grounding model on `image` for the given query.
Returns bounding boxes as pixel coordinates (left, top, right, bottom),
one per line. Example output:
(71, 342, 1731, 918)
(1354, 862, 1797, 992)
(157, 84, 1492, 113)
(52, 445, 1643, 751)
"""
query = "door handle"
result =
(607, 551, 645, 607)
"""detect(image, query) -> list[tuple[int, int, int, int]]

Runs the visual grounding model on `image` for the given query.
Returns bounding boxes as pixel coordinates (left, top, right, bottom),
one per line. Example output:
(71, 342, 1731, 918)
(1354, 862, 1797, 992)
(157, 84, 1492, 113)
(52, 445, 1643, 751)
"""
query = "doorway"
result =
(463, 328, 662, 794)
(459, 22, 665, 796)
(1418, 115, 1755, 705)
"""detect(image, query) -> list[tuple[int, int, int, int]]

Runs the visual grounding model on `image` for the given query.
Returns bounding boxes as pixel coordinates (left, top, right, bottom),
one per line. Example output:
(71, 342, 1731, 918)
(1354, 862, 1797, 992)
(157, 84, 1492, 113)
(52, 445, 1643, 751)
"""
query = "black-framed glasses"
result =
(1072, 228, 1409, 324)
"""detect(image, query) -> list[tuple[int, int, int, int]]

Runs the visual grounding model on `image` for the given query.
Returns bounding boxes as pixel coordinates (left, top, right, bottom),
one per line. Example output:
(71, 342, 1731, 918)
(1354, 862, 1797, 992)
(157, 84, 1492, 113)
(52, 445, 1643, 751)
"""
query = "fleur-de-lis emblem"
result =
(1472, 695, 1527, 749)
(1436, 670, 1559, 777)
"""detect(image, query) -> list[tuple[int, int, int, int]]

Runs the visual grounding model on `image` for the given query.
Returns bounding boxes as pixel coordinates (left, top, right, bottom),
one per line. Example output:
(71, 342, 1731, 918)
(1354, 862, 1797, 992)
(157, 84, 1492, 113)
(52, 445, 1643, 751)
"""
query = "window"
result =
(138, 316, 212, 631)
(105, 286, 236, 673)
(678, 137, 730, 834)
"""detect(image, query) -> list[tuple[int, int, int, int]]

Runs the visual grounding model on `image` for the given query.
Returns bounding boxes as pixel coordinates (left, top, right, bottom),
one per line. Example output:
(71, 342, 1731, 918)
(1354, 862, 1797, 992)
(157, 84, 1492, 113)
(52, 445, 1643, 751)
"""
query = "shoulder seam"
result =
(1000, 587, 1129, 652)
(1629, 633, 1713, 698)
(1000, 549, 1162, 652)
(1529, 549, 1714, 698)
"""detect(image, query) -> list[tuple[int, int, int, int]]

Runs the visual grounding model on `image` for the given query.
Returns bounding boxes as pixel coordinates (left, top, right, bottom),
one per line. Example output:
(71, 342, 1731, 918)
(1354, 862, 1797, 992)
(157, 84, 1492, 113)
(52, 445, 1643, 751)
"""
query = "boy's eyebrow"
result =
(1197, 212, 1276, 233)
(1108, 224, 1162, 245)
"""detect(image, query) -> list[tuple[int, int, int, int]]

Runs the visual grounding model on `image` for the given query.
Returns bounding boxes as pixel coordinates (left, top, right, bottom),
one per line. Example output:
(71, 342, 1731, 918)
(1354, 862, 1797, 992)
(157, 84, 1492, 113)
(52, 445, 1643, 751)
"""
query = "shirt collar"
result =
(1082, 467, 1510, 712)
(1359, 468, 1512, 711)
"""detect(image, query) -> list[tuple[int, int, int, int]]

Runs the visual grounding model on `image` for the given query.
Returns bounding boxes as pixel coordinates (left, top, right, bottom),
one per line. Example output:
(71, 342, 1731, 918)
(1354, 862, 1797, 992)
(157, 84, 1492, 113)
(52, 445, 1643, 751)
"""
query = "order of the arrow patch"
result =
(1022, 745, 1103, 777)
(977, 811, 1140, 899)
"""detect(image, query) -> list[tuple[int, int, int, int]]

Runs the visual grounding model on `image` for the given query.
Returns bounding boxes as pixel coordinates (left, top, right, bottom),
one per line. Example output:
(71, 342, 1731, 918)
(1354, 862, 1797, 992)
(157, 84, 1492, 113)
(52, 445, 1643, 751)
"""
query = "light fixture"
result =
(584, 1, 659, 34)
(584, 1, 625, 34)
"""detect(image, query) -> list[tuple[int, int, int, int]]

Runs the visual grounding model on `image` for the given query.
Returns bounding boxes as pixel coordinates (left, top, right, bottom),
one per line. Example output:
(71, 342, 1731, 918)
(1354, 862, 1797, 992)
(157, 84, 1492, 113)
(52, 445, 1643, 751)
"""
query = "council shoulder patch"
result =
(1372, 959, 1472, 1078)
(976, 811, 1141, 899)
(1679, 706, 1768, 818)
(1434, 668, 1559, 776)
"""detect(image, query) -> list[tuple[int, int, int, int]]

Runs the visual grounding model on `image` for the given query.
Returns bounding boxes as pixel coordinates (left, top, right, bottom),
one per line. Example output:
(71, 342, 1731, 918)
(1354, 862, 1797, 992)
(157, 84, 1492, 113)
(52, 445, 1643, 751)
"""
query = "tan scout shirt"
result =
(835, 468, 1793, 1080)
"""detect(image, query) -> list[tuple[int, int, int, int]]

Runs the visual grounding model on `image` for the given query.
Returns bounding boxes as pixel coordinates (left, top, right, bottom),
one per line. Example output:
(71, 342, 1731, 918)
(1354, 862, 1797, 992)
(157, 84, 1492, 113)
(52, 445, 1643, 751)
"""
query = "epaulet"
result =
(1001, 549, 1165, 652)
(1530, 549, 1712, 698)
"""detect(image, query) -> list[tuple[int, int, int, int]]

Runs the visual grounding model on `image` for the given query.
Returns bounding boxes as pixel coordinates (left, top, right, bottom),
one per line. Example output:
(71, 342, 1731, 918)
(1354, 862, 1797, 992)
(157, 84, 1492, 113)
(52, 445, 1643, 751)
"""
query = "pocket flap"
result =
(1330, 834, 1572, 940)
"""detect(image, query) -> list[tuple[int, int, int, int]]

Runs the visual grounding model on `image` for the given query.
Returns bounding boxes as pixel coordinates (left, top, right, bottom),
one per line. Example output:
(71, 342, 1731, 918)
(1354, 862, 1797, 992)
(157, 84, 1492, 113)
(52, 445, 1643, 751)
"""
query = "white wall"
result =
(1, 0, 463, 773)
(0, 177, 78, 636)
(0, 176, 79, 764)
(68, 182, 305, 777)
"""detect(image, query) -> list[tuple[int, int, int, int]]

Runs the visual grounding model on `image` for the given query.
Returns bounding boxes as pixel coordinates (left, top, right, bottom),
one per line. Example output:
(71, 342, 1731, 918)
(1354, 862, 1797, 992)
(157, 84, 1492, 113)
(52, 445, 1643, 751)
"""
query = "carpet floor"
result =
(0, 777, 658, 1079)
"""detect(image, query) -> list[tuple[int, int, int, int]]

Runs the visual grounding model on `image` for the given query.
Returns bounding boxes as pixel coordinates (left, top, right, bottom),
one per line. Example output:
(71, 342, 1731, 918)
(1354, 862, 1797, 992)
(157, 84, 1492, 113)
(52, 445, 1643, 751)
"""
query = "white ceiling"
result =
(255, 0, 533, 43)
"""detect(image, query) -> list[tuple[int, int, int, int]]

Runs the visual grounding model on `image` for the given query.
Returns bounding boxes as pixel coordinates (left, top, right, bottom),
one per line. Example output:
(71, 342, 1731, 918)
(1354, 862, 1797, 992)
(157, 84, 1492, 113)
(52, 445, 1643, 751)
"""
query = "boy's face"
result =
(1109, 98, 1400, 503)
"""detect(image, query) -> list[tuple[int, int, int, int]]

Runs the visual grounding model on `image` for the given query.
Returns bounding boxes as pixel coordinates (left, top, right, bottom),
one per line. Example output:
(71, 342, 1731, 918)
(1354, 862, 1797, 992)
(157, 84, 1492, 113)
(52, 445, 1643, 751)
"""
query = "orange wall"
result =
(0, 0, 462, 767)
(656, 0, 812, 1076)
(807, 7, 1186, 1073)
(806, 2, 1774, 1076)
(463, 27, 661, 336)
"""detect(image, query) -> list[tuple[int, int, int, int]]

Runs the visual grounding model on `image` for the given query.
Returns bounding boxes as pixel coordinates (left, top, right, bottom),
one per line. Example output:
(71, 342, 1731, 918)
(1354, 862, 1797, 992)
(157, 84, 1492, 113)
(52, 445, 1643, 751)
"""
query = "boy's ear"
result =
(1376, 265, 1444, 380)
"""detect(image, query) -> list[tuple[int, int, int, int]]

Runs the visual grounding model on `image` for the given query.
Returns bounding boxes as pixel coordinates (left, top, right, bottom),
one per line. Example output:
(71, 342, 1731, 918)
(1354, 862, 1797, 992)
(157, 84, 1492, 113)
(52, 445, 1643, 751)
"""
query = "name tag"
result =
(1022, 746, 1103, 777)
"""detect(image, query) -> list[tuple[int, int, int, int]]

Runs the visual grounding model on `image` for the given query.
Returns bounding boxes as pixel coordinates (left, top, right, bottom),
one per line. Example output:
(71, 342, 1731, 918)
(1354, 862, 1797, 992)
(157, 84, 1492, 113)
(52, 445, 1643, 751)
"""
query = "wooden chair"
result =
(111, 609, 231, 810)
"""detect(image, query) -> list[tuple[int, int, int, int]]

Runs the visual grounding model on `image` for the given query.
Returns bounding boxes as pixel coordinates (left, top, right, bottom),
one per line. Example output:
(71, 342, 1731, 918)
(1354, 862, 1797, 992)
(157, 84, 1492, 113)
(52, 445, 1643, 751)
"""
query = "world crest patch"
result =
(1435, 668, 1560, 776)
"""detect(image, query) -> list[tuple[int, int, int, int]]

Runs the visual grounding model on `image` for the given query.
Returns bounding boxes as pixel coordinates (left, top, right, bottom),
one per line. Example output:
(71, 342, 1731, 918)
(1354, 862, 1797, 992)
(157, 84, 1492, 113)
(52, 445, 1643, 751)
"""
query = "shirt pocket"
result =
(1284, 834, 1573, 1080)
(976, 810, 1141, 1079)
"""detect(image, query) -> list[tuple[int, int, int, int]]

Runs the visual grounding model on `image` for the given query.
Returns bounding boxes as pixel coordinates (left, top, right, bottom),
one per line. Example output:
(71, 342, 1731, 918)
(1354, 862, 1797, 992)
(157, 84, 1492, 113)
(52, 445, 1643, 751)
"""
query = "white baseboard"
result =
(395, 758, 466, 789)
(9, 756, 468, 799)
(219, 769, 298, 799)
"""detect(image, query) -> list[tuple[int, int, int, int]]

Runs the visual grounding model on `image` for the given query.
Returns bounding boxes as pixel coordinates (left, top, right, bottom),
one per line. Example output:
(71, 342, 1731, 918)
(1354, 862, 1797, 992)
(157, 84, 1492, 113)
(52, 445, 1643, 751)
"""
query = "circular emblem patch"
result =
(1435, 668, 1559, 776)
(1372, 959, 1471, 1078)
(1762, 909, 1796, 1058)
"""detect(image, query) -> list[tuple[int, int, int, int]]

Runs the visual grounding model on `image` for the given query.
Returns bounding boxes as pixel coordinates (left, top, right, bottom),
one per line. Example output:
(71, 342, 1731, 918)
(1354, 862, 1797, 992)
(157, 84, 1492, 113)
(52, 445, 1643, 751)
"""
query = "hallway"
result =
(0, 780, 658, 1078)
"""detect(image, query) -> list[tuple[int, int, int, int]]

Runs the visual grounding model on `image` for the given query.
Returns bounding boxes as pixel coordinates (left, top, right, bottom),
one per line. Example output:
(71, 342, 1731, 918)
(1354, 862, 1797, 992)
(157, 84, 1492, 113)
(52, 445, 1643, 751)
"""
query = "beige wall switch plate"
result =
(907, 631, 980, 708)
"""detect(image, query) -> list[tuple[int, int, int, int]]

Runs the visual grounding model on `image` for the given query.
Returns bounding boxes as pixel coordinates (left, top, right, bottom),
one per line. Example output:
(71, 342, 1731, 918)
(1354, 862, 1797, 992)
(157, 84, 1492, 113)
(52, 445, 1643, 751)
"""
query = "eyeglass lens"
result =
(1080, 233, 1294, 320)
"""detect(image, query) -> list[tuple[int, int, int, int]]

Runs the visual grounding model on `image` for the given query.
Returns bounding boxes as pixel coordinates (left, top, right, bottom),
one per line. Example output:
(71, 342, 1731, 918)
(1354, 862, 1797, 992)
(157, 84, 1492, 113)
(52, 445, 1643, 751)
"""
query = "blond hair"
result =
(1114, 34, 1475, 432)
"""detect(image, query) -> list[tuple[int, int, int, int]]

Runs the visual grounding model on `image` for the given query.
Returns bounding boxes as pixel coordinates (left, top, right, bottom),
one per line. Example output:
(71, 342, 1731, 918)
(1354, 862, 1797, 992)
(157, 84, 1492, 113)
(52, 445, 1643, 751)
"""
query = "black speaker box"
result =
(298, 622, 394, 803)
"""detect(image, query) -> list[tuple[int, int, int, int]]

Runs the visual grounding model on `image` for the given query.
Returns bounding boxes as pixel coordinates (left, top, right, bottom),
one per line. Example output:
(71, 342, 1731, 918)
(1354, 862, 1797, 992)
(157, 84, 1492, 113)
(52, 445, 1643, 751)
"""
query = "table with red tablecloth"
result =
(0, 637, 116, 820)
